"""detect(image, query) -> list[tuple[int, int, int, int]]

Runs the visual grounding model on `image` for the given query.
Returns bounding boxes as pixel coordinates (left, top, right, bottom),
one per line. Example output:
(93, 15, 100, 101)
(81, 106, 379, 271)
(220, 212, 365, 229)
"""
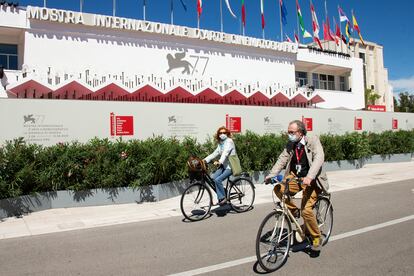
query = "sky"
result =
(17, 0, 414, 93)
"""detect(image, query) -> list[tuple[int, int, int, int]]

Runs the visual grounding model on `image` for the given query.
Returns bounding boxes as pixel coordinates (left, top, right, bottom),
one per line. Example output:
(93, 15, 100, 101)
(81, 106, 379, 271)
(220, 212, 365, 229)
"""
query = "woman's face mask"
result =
(219, 134, 228, 140)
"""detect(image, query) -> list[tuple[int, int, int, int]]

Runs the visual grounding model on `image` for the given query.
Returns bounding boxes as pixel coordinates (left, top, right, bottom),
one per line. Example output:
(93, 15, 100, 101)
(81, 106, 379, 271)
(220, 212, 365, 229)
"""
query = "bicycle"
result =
(255, 176, 333, 272)
(180, 157, 255, 222)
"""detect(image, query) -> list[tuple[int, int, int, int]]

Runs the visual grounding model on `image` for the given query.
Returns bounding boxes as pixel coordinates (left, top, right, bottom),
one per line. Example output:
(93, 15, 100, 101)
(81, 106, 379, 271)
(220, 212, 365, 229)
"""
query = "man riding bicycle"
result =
(265, 120, 329, 251)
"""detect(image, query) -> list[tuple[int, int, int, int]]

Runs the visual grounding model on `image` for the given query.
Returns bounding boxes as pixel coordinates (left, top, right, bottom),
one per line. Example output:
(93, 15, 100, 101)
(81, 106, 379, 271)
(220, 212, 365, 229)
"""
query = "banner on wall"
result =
(354, 117, 363, 130)
(226, 114, 242, 133)
(110, 112, 134, 136)
(302, 117, 313, 131)
(392, 118, 398, 129)
(367, 105, 386, 112)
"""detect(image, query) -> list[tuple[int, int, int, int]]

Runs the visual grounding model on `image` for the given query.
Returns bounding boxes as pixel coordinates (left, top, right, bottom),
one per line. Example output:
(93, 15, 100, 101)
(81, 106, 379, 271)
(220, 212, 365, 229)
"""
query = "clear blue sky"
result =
(18, 0, 414, 93)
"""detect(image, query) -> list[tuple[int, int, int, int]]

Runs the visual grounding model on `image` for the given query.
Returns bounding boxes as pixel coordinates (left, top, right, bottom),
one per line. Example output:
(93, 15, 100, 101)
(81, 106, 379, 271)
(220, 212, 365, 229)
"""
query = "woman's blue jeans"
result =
(211, 167, 232, 201)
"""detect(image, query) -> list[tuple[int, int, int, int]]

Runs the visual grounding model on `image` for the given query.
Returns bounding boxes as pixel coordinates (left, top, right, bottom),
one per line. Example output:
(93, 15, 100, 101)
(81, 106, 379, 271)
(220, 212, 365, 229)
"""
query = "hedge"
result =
(0, 130, 413, 199)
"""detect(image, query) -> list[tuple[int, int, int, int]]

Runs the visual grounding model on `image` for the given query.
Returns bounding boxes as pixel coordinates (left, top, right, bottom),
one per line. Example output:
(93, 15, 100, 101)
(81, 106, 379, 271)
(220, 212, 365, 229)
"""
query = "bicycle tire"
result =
(256, 210, 292, 272)
(180, 182, 212, 222)
(228, 177, 255, 213)
(314, 197, 333, 246)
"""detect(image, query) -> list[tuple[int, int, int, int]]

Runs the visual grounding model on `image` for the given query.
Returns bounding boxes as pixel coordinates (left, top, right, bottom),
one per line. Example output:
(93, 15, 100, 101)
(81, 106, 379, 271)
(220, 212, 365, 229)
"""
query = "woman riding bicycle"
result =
(204, 126, 237, 206)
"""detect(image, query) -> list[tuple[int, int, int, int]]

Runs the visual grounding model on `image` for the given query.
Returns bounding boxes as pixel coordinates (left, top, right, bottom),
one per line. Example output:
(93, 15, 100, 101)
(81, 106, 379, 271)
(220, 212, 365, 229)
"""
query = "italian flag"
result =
(197, 0, 202, 18)
(260, 0, 265, 30)
(241, 0, 246, 27)
(296, 0, 311, 38)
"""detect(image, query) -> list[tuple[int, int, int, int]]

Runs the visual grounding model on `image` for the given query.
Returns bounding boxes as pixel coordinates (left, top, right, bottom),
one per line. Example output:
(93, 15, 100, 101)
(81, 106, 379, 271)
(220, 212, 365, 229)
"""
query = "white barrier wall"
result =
(1, 99, 413, 146)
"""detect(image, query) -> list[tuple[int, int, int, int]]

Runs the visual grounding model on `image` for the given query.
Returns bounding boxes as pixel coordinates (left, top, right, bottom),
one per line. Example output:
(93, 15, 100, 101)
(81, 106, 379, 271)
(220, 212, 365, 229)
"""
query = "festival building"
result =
(0, 3, 384, 110)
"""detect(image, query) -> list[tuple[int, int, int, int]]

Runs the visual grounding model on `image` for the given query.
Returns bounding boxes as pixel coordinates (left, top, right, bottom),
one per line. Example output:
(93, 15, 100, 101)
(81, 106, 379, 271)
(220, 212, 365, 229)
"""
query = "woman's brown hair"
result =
(215, 126, 232, 142)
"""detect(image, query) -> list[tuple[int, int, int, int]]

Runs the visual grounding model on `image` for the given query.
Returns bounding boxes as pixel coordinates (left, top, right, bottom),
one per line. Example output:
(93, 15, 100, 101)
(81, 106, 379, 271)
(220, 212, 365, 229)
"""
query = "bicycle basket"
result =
(187, 156, 206, 180)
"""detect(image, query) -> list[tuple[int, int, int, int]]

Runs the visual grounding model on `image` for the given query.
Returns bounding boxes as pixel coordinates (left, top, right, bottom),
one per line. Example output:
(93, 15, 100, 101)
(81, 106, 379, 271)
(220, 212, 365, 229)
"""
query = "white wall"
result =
(1, 99, 412, 146)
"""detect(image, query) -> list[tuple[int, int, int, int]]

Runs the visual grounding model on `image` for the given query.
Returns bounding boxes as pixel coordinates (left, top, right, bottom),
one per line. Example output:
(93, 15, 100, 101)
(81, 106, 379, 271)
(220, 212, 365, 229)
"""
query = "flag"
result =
(241, 0, 246, 27)
(280, 0, 288, 26)
(310, 2, 320, 38)
(296, 0, 312, 38)
(338, 6, 349, 23)
(225, 0, 237, 18)
(285, 34, 293, 43)
(197, 0, 202, 18)
(323, 21, 329, 41)
(341, 34, 347, 45)
(345, 21, 352, 39)
(260, 0, 265, 30)
(335, 20, 341, 45)
(352, 12, 365, 45)
(294, 31, 299, 43)
(179, 0, 187, 11)
(314, 37, 323, 49)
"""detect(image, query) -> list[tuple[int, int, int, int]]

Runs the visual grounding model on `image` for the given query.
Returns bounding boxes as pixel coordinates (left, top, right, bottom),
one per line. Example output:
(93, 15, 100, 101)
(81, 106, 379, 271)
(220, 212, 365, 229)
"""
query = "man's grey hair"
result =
(289, 120, 307, 135)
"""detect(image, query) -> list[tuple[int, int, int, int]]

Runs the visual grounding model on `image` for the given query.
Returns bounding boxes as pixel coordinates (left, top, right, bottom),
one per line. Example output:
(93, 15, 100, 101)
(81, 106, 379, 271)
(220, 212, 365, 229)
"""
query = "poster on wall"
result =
(354, 117, 363, 130)
(110, 112, 134, 136)
(367, 105, 386, 112)
(392, 119, 398, 130)
(302, 117, 313, 131)
(226, 114, 242, 133)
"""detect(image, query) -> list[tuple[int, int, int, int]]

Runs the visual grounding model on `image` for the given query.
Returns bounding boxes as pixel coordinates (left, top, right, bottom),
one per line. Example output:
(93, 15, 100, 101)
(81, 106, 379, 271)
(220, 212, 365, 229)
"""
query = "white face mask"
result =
(288, 134, 299, 142)
(219, 134, 228, 140)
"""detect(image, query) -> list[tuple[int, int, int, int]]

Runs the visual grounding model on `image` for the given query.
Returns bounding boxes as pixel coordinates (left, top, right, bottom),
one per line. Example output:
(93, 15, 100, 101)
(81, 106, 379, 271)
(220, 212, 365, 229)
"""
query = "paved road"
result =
(0, 180, 413, 276)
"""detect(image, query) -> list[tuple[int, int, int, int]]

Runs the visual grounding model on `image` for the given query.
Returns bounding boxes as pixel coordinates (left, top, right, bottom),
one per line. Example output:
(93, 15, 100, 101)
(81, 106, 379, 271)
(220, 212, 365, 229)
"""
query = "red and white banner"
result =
(367, 105, 386, 112)
(110, 112, 134, 136)
(302, 117, 313, 131)
(354, 117, 362, 130)
(226, 114, 242, 133)
(392, 119, 398, 130)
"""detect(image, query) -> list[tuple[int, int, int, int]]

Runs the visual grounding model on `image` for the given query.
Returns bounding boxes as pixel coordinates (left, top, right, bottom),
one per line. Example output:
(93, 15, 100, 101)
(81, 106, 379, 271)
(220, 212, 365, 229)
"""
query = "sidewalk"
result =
(1, 161, 413, 240)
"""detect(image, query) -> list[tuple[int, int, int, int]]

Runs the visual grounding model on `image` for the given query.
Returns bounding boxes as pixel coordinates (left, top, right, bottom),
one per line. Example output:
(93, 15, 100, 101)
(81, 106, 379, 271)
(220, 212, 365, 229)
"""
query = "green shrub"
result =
(0, 130, 413, 199)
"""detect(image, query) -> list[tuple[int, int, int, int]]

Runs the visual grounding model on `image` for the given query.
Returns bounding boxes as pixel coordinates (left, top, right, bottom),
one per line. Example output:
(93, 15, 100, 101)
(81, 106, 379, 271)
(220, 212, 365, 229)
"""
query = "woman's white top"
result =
(204, 138, 236, 170)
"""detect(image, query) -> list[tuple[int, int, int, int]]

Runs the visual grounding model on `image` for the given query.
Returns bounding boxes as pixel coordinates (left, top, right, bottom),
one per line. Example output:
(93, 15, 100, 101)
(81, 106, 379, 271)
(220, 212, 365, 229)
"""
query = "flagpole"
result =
(279, 1, 283, 41)
(44, 0, 46, 7)
(296, 1, 300, 43)
(143, 0, 146, 21)
(220, 0, 223, 32)
(333, 16, 338, 52)
(338, 5, 343, 53)
(171, 0, 174, 25)
(352, 9, 356, 56)
(113, 0, 116, 16)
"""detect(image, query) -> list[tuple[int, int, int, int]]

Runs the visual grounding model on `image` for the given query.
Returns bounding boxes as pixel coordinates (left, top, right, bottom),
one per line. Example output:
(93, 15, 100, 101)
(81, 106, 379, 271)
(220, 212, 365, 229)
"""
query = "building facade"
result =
(1, 4, 366, 110)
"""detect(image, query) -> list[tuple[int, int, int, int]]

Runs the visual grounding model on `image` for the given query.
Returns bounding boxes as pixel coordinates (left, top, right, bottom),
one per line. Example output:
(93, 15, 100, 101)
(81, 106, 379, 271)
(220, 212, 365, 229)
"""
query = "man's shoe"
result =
(311, 236, 322, 251)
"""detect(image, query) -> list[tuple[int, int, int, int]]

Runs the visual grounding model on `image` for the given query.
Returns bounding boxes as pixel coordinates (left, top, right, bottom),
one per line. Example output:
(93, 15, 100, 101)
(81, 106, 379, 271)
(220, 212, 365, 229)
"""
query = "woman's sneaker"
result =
(311, 237, 323, 251)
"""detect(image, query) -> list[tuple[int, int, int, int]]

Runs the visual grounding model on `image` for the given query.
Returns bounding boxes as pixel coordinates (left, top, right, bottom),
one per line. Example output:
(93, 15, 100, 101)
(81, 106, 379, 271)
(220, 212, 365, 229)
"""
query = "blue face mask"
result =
(219, 134, 228, 140)
(288, 134, 299, 143)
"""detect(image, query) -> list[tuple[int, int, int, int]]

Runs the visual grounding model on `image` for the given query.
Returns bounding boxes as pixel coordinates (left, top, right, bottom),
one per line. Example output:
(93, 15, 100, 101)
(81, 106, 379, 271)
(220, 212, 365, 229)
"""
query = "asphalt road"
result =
(0, 180, 413, 276)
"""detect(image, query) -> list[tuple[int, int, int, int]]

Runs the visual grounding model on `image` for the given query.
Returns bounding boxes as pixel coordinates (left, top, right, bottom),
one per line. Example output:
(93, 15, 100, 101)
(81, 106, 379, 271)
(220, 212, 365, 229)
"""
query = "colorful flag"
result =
(285, 34, 293, 43)
(352, 12, 365, 45)
(197, 0, 202, 18)
(335, 19, 341, 45)
(280, 0, 288, 26)
(294, 31, 299, 43)
(296, 0, 312, 38)
(338, 6, 349, 23)
(225, 0, 237, 18)
(241, 0, 246, 27)
(260, 0, 265, 30)
(310, 2, 320, 38)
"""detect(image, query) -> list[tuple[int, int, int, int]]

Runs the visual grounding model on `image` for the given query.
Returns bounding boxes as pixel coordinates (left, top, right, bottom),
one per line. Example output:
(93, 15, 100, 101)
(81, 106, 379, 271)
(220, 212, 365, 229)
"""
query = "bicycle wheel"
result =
(314, 197, 333, 246)
(180, 182, 212, 222)
(256, 210, 292, 272)
(228, 177, 255, 213)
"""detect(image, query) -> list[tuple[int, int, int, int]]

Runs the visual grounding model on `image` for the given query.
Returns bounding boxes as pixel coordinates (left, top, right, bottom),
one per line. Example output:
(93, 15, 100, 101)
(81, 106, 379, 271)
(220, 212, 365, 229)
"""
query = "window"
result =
(295, 71, 308, 86)
(312, 73, 319, 89)
(340, 76, 346, 91)
(319, 74, 328, 90)
(327, 75, 335, 90)
(0, 44, 18, 70)
(359, 52, 366, 63)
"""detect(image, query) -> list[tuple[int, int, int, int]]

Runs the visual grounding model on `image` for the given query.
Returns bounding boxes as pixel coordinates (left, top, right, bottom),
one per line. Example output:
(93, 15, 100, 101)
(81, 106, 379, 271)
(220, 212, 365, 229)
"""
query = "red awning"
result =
(194, 88, 222, 104)
(310, 94, 325, 104)
(270, 92, 290, 104)
(93, 83, 129, 100)
(247, 91, 270, 106)
(290, 93, 309, 104)
(53, 81, 93, 99)
(161, 87, 194, 103)
(9, 79, 52, 98)
(223, 90, 247, 104)
(130, 85, 164, 101)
